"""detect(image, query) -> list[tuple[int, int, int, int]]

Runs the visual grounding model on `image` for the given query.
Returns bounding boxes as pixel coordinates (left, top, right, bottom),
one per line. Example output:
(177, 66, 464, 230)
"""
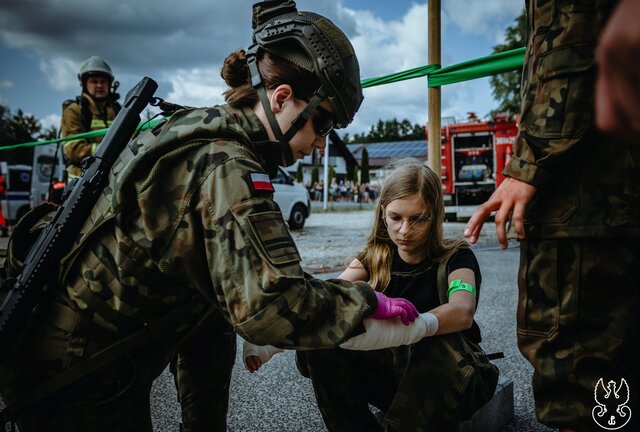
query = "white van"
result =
(0, 162, 32, 223)
(31, 143, 65, 208)
(272, 167, 311, 230)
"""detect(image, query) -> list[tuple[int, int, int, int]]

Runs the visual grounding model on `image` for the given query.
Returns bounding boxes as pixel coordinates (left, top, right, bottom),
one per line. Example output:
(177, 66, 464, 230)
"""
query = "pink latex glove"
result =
(370, 291, 419, 325)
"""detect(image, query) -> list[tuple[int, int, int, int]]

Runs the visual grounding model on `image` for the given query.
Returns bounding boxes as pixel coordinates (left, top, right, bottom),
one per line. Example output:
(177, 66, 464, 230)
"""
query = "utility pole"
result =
(427, 0, 441, 178)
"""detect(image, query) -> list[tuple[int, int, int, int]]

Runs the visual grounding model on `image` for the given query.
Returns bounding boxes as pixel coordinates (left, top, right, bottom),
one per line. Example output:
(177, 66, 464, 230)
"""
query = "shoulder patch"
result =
(246, 172, 274, 194)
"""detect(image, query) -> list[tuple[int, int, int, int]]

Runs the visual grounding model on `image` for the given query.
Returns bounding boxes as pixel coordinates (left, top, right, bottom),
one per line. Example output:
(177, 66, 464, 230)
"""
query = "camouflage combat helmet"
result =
(246, 0, 364, 165)
(78, 56, 114, 84)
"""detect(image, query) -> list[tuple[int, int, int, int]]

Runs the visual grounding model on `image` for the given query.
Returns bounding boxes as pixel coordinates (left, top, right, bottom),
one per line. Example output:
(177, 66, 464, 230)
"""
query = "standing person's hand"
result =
(464, 177, 537, 249)
(595, 0, 640, 142)
(370, 291, 419, 325)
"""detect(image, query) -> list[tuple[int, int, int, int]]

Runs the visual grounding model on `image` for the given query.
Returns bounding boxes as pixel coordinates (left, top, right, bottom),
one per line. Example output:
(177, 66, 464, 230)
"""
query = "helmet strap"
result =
(247, 49, 324, 167)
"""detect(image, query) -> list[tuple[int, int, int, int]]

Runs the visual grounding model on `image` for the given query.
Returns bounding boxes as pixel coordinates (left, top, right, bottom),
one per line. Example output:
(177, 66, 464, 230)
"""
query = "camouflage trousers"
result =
(297, 334, 480, 432)
(170, 311, 236, 432)
(518, 238, 639, 431)
(0, 298, 235, 432)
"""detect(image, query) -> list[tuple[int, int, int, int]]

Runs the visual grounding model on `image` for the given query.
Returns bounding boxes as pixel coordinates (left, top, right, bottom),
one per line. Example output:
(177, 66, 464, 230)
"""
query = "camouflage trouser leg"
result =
(383, 336, 474, 432)
(518, 238, 640, 431)
(296, 348, 397, 432)
(170, 311, 236, 432)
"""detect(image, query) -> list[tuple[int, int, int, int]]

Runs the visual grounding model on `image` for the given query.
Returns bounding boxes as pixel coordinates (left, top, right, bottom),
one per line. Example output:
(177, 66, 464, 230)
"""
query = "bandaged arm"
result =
(339, 312, 439, 351)
(242, 339, 284, 370)
(242, 311, 438, 369)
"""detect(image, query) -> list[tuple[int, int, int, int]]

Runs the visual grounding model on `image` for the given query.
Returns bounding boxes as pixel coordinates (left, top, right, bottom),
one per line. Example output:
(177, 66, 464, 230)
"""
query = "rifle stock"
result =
(0, 77, 158, 350)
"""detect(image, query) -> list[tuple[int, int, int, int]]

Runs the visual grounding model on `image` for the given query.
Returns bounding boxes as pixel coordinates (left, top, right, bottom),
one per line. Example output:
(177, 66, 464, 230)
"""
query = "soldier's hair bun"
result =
(221, 49, 251, 88)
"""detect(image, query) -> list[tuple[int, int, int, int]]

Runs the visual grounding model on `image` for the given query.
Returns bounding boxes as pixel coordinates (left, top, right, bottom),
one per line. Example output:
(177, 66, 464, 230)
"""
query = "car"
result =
(272, 167, 311, 230)
(1, 162, 32, 223)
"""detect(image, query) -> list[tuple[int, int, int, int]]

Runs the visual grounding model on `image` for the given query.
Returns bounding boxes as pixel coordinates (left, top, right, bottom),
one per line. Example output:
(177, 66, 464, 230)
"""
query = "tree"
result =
(360, 147, 370, 184)
(328, 166, 336, 183)
(0, 105, 42, 165)
(341, 118, 426, 144)
(295, 162, 303, 183)
(40, 125, 59, 141)
(311, 166, 319, 184)
(490, 9, 526, 115)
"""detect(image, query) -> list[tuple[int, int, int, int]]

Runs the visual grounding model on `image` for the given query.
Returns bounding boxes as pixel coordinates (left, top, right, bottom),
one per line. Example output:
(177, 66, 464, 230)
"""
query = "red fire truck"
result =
(430, 113, 518, 220)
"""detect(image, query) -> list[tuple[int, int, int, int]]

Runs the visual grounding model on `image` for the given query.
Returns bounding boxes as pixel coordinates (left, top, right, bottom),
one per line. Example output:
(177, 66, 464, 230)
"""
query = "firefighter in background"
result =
(0, 173, 7, 237)
(60, 56, 121, 179)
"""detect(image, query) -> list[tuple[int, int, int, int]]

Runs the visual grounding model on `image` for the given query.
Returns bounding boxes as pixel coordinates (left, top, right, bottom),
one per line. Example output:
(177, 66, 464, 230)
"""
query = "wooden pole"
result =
(427, 0, 441, 178)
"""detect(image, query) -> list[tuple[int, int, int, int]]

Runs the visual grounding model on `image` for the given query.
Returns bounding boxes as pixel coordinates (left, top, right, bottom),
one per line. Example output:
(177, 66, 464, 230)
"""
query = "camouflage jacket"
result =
(59, 105, 376, 349)
(504, 0, 640, 238)
(61, 92, 120, 178)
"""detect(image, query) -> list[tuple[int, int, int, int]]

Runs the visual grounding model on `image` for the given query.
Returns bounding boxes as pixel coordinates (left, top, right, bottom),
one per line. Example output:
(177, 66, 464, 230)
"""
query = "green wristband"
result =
(447, 279, 476, 298)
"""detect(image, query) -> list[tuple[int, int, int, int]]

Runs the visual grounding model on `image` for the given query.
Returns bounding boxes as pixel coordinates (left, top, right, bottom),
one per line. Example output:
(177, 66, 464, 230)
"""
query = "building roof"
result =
(347, 140, 427, 167)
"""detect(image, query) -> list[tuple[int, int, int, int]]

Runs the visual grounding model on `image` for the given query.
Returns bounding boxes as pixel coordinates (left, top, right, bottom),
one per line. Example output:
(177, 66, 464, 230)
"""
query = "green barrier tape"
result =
(361, 64, 440, 89)
(1, 47, 525, 152)
(427, 47, 525, 88)
(0, 117, 165, 152)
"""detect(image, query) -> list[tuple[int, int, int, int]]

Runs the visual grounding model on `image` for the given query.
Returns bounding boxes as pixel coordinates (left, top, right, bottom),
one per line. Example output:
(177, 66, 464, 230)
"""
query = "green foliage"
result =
(295, 163, 303, 182)
(360, 147, 370, 184)
(0, 104, 43, 165)
(490, 9, 526, 115)
(342, 118, 426, 143)
(328, 165, 336, 183)
(311, 166, 319, 184)
(40, 124, 59, 141)
(346, 164, 354, 182)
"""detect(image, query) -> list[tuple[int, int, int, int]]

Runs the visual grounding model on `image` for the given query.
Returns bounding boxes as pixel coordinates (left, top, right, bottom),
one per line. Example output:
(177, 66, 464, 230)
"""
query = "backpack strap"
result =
(61, 96, 92, 132)
(78, 96, 93, 132)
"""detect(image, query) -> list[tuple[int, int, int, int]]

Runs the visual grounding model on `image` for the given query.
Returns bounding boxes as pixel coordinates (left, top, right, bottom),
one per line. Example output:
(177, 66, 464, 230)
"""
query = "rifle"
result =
(0, 77, 158, 351)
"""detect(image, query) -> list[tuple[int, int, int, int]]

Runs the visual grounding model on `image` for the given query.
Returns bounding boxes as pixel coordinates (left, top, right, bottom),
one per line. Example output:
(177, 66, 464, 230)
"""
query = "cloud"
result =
(0, 0, 350, 75)
(39, 58, 79, 92)
(0, 80, 14, 90)
(1, 0, 520, 136)
(443, 0, 523, 41)
(340, 3, 430, 135)
(39, 113, 61, 132)
(164, 68, 227, 108)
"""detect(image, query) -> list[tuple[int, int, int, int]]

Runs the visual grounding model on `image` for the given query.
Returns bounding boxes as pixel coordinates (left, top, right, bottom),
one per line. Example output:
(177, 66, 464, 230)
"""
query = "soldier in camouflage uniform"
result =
(61, 56, 121, 179)
(0, 2, 422, 431)
(465, 0, 640, 430)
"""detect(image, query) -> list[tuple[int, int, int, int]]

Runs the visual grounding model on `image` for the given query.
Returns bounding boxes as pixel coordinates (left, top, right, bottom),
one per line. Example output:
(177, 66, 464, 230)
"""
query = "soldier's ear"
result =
(270, 84, 294, 113)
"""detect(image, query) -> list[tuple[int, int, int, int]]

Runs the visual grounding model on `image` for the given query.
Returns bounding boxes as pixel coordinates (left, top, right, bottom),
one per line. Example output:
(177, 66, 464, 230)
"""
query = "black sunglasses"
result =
(311, 105, 335, 137)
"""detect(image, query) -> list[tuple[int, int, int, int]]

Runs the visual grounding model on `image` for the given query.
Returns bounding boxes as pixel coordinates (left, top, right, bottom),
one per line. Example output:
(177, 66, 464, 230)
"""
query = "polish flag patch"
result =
(250, 172, 274, 192)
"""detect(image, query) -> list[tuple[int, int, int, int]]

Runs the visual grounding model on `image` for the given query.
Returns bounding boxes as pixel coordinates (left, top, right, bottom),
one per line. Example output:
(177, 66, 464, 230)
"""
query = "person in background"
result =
(464, 1, 639, 430)
(60, 55, 121, 180)
(246, 159, 497, 431)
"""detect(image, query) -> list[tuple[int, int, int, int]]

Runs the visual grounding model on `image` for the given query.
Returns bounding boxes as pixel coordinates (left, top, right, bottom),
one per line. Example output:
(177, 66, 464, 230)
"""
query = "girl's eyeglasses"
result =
(384, 213, 432, 231)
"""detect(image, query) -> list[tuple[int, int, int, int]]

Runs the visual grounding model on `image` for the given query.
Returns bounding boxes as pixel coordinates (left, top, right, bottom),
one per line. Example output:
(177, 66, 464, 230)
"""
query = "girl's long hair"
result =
(355, 158, 467, 291)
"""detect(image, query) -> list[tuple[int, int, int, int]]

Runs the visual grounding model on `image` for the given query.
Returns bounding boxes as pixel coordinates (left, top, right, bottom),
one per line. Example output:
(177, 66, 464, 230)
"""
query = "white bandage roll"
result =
(340, 312, 439, 351)
(242, 340, 284, 370)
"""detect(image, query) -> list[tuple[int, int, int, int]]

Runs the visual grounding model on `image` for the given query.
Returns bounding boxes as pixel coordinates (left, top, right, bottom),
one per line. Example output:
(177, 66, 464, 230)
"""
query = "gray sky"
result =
(0, 0, 523, 139)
